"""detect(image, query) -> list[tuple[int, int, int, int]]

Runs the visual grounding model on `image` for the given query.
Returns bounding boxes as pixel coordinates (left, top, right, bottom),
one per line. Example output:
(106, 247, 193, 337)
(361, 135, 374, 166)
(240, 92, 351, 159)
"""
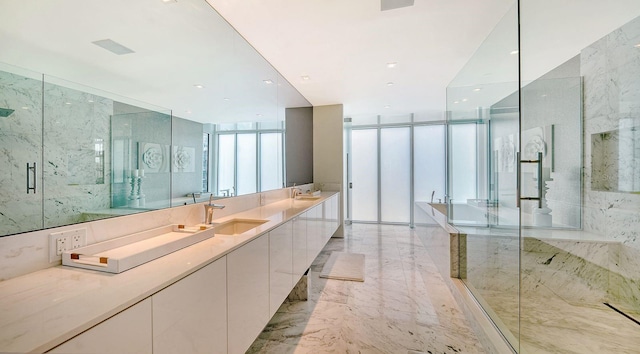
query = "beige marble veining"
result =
(248, 224, 484, 354)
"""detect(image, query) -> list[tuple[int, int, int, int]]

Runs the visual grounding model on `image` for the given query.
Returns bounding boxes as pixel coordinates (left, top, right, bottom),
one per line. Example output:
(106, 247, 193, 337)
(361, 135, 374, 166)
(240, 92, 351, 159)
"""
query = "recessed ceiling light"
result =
(223, 97, 230, 101)
(462, 98, 468, 102)
(473, 88, 482, 92)
(88, 99, 94, 103)
(185, 110, 192, 114)
(386, 62, 397, 68)
(386, 82, 394, 86)
(635, 44, 640, 48)
(453, 101, 460, 104)
(301, 75, 310, 81)
(384, 105, 391, 109)
(510, 50, 519, 55)
(21, 106, 29, 110)
(263, 79, 273, 84)
(256, 114, 263, 117)
(65, 102, 72, 105)
(541, 94, 548, 98)
(194, 84, 205, 89)
(162, 0, 176, 3)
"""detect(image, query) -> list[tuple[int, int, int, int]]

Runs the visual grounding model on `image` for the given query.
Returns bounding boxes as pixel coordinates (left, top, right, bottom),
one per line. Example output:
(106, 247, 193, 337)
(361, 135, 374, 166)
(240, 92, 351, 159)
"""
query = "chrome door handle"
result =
(27, 162, 36, 194)
(517, 152, 542, 208)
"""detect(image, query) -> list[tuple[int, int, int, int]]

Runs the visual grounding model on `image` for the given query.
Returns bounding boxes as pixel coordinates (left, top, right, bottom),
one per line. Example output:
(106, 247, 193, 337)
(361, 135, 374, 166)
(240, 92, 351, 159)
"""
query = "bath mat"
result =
(319, 252, 365, 282)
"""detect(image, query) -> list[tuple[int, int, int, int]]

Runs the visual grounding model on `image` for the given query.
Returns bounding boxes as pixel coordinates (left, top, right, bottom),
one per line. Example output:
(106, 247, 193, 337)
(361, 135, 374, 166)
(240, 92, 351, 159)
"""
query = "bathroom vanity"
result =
(0, 192, 340, 354)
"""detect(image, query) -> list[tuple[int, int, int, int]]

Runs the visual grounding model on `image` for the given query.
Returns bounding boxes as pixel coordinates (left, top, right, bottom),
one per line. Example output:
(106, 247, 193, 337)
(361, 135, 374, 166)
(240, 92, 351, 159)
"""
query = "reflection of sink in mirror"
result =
(213, 218, 269, 236)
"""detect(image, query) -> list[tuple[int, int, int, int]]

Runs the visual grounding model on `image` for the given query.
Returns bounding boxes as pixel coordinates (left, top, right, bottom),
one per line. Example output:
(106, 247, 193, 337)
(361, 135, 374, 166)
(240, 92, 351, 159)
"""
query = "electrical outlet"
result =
(260, 194, 266, 206)
(70, 228, 87, 250)
(49, 228, 87, 263)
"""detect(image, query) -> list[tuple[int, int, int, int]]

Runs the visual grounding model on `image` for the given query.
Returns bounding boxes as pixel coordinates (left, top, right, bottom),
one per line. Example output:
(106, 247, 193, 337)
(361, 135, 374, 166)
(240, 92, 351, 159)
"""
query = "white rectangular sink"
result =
(213, 218, 269, 236)
(62, 224, 214, 273)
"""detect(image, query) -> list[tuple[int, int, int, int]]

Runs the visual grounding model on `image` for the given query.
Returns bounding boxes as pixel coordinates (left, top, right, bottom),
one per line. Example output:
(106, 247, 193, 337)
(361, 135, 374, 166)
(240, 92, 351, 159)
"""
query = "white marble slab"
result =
(0, 191, 338, 353)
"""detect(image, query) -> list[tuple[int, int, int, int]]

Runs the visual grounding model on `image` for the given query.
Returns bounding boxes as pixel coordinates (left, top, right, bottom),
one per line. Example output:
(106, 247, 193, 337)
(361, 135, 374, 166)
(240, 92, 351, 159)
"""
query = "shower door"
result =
(0, 66, 44, 236)
(446, 3, 522, 350)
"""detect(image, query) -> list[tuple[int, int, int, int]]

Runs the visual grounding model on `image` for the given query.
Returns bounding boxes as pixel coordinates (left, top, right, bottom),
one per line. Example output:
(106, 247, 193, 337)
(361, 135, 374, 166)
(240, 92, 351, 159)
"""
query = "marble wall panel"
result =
(42, 81, 112, 228)
(581, 16, 640, 313)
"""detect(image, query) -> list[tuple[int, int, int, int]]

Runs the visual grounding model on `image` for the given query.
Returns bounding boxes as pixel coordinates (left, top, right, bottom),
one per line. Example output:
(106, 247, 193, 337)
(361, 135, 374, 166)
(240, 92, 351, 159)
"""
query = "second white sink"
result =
(214, 218, 269, 236)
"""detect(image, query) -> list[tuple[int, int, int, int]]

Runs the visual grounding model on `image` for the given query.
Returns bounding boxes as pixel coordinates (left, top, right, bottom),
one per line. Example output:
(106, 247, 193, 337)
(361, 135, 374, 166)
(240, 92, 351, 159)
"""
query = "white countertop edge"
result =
(0, 191, 338, 353)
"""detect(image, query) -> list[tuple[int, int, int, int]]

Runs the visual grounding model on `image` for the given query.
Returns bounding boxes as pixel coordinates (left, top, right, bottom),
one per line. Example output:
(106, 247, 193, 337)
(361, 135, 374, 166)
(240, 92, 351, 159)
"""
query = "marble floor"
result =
(247, 223, 485, 354)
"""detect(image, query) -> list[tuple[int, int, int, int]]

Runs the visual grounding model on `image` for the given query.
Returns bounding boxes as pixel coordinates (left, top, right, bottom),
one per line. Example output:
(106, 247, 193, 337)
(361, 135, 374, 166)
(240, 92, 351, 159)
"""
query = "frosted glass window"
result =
(260, 133, 283, 191)
(449, 124, 477, 203)
(381, 127, 411, 223)
(237, 133, 257, 195)
(414, 125, 445, 223)
(351, 129, 378, 221)
(217, 134, 235, 196)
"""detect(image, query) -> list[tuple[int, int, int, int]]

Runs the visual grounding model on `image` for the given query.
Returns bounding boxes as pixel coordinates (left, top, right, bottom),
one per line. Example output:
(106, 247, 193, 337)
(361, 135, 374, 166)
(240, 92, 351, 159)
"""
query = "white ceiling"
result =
(3, 1, 638, 123)
(206, 0, 515, 119)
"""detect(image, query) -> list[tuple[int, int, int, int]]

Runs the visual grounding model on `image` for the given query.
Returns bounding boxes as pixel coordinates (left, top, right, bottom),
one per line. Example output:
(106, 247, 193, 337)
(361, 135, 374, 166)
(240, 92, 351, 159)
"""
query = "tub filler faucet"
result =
(204, 194, 225, 224)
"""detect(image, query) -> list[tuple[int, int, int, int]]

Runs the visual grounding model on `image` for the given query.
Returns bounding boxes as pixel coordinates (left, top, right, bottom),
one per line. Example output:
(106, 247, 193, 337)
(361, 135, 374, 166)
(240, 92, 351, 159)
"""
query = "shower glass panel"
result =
(446, 3, 521, 350)
(0, 65, 43, 236)
(519, 1, 640, 352)
(380, 127, 410, 223)
(351, 129, 378, 222)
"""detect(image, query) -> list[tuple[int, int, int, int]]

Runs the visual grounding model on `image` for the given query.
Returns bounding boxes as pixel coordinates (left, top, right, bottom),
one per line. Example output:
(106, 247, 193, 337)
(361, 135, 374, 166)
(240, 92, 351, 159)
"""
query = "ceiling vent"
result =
(91, 39, 135, 55)
(381, 0, 414, 11)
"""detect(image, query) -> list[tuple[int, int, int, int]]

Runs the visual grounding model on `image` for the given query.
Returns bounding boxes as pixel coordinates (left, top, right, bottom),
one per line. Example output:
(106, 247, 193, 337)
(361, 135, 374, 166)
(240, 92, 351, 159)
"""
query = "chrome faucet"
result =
(204, 194, 225, 224)
(291, 187, 302, 199)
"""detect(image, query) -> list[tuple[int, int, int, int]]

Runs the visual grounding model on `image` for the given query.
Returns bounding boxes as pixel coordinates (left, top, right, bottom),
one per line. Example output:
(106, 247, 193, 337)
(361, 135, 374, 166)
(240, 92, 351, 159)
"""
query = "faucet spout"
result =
(204, 202, 225, 224)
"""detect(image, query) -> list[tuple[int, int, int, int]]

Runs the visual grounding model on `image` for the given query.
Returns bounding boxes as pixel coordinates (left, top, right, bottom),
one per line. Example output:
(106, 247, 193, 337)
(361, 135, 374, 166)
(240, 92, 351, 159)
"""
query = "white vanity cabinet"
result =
(152, 257, 227, 354)
(48, 298, 152, 354)
(306, 204, 324, 267)
(292, 214, 307, 282)
(227, 235, 270, 354)
(269, 221, 293, 317)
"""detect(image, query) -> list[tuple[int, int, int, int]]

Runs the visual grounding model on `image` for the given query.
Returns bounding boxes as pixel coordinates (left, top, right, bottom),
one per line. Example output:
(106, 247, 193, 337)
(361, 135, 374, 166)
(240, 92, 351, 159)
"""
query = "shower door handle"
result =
(27, 162, 36, 194)
(517, 152, 542, 208)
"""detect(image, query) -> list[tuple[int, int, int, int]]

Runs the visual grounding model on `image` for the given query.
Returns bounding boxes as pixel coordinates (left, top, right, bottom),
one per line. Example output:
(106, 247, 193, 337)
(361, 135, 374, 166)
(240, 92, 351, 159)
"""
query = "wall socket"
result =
(260, 193, 266, 206)
(49, 228, 87, 263)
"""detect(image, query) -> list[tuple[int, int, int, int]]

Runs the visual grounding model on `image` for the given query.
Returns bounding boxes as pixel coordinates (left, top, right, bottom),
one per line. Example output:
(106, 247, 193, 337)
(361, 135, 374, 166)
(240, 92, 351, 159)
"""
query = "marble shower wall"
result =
(581, 15, 640, 311)
(42, 79, 112, 228)
(0, 70, 114, 234)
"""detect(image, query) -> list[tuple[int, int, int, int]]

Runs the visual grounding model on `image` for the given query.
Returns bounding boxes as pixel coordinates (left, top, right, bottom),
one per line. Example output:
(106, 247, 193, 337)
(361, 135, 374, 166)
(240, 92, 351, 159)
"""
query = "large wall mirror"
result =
(0, 0, 311, 237)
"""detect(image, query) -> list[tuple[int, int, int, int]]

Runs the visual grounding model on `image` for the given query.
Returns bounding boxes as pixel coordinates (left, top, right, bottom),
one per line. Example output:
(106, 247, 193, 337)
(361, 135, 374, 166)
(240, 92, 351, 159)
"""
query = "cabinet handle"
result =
(27, 162, 37, 194)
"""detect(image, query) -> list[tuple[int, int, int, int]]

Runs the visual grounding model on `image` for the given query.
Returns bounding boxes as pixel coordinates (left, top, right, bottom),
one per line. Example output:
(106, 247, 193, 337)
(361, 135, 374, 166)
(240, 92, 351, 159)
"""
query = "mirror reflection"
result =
(0, 0, 311, 237)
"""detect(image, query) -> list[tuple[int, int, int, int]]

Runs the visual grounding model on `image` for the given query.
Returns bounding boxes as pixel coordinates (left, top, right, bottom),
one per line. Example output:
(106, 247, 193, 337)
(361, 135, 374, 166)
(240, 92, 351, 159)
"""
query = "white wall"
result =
(313, 104, 344, 237)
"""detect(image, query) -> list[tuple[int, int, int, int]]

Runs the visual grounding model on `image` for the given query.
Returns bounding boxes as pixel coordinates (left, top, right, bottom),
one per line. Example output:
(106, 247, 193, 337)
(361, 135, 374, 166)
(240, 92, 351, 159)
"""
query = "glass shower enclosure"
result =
(447, 1, 640, 353)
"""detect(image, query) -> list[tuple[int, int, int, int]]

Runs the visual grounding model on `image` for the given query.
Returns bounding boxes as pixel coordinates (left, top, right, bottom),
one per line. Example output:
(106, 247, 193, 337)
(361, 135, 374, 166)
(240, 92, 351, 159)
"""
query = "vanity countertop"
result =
(0, 192, 337, 353)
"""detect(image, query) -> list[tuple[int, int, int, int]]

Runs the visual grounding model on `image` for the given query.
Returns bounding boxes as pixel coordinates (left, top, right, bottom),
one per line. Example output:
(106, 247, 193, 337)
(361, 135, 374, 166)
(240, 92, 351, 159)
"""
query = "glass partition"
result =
(446, 3, 521, 349)
(518, 2, 640, 353)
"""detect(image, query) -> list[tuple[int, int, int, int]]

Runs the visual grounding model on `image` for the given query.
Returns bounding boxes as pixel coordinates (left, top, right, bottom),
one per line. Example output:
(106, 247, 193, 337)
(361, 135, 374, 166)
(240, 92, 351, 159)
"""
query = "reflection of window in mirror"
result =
(202, 133, 210, 192)
(214, 122, 285, 197)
